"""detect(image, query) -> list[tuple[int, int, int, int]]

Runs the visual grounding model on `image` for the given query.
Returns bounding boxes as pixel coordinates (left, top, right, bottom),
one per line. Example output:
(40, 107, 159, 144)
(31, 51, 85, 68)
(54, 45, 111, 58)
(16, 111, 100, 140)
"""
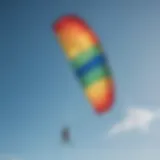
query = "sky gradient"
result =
(1, 0, 160, 160)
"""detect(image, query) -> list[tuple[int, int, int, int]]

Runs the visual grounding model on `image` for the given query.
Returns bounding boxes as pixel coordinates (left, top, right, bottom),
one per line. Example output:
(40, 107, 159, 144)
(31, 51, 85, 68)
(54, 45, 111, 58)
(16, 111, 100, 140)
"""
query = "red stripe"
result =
(53, 15, 100, 45)
(53, 15, 88, 33)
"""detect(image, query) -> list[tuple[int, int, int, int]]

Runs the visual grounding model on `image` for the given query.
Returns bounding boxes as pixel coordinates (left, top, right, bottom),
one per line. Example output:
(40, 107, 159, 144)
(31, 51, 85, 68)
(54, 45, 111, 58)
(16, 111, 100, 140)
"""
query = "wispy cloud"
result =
(108, 107, 160, 136)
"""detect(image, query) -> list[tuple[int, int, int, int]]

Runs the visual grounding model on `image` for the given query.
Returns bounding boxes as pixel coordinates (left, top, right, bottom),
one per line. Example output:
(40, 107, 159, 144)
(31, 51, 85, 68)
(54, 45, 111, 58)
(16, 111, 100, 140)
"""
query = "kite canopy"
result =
(52, 14, 115, 114)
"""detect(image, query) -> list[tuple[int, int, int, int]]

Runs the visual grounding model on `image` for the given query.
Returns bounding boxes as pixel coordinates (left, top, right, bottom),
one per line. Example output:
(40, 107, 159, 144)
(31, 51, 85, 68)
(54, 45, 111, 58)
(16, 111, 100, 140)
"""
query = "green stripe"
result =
(80, 65, 112, 88)
(71, 44, 103, 69)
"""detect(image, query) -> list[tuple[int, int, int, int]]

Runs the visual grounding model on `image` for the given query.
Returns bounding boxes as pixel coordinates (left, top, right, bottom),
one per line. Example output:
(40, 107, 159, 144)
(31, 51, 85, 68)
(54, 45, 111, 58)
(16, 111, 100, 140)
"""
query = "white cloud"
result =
(108, 107, 160, 136)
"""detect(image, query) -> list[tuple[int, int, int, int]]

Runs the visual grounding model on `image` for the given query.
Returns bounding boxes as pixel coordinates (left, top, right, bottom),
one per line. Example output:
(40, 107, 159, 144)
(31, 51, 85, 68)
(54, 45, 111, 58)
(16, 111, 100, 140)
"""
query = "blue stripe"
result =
(75, 54, 106, 78)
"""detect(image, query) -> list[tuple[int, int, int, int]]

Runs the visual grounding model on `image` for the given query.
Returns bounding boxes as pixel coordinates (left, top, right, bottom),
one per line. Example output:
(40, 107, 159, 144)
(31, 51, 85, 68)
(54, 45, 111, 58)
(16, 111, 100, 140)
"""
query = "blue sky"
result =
(1, 0, 160, 159)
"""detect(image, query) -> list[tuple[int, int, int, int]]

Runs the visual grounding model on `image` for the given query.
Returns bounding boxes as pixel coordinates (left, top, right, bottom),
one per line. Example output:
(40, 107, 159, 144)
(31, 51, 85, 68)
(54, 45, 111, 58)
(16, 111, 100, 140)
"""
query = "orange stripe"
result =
(53, 15, 100, 60)
(57, 24, 99, 59)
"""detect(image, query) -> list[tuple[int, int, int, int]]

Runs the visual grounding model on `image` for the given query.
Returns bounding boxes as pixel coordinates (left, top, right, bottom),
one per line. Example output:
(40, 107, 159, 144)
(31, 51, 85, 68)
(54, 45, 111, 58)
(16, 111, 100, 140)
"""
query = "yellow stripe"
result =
(57, 28, 97, 60)
(84, 78, 113, 108)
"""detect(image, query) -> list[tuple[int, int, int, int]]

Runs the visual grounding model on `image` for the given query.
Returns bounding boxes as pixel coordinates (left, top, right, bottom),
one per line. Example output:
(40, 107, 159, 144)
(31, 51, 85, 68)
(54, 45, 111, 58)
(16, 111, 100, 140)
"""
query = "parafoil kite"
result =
(52, 15, 115, 114)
